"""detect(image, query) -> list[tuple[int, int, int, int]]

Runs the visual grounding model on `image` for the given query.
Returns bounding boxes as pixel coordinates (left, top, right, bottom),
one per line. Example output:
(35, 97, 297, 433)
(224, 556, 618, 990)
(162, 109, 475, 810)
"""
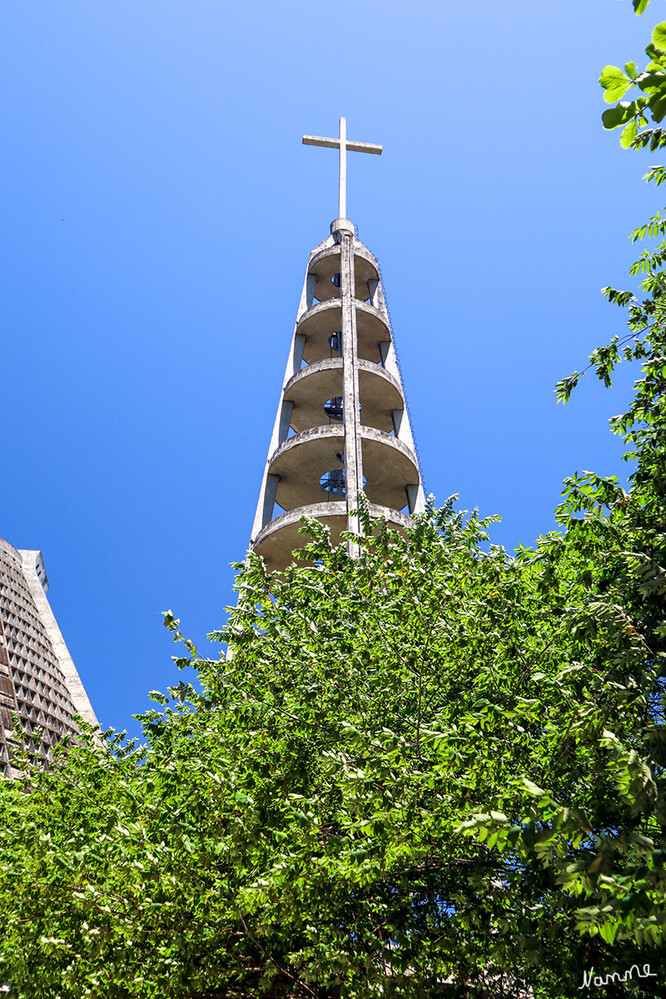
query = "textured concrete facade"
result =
(0, 538, 97, 774)
(251, 217, 425, 572)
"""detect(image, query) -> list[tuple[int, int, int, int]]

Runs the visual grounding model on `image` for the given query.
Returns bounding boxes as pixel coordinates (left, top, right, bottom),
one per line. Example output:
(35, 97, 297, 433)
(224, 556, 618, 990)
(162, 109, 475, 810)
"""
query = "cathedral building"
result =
(0, 539, 97, 775)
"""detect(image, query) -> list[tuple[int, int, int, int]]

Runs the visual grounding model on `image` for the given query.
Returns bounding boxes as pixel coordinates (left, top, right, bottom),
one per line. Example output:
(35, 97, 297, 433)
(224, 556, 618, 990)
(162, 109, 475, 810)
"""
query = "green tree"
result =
(0, 478, 664, 996)
(453, 0, 666, 980)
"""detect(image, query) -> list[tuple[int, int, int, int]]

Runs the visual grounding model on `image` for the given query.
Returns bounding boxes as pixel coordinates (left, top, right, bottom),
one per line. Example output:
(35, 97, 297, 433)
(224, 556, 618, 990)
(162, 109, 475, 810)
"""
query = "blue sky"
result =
(0, 0, 662, 738)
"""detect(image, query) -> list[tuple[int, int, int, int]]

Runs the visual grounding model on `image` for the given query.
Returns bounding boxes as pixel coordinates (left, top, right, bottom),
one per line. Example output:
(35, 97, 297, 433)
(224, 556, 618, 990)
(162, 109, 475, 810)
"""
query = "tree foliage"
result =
(600, 0, 666, 154)
(0, 461, 665, 997)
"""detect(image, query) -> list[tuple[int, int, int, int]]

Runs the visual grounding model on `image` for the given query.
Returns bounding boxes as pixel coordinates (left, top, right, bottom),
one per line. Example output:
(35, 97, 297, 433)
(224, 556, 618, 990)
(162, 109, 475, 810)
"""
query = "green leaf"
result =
(522, 778, 546, 798)
(633, 0, 650, 13)
(647, 42, 666, 65)
(653, 23, 666, 50)
(621, 119, 638, 148)
(602, 102, 632, 130)
(599, 921, 620, 945)
(625, 62, 637, 78)
(651, 91, 666, 123)
(599, 65, 632, 103)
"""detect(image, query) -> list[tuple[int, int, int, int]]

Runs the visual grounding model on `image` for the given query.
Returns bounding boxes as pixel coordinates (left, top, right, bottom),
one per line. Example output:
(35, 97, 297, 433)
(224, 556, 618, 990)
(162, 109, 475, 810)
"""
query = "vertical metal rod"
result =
(339, 116, 347, 219)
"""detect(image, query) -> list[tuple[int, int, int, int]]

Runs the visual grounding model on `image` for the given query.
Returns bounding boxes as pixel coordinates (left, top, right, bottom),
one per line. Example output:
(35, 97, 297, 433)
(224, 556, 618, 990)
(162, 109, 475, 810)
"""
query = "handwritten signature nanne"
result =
(579, 963, 657, 988)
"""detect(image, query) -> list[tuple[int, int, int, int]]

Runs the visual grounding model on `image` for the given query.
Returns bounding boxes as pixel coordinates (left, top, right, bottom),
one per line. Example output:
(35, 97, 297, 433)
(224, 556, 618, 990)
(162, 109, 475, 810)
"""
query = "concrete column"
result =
(259, 474, 280, 530)
(292, 333, 306, 372)
(306, 274, 317, 309)
(406, 484, 419, 514)
(278, 401, 294, 444)
(338, 223, 363, 553)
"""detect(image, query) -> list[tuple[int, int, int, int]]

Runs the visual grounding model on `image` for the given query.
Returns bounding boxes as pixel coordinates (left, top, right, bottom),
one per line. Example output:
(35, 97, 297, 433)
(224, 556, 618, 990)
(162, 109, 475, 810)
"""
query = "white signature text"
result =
(579, 963, 657, 989)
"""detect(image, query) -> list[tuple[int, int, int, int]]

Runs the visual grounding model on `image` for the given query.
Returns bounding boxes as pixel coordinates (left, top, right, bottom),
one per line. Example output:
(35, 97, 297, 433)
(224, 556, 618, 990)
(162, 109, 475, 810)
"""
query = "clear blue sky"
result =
(0, 0, 661, 738)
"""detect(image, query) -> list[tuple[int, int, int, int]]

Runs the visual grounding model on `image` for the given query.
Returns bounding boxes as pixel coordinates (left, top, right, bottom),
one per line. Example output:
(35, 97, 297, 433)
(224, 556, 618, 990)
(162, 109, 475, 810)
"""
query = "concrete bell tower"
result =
(250, 119, 425, 573)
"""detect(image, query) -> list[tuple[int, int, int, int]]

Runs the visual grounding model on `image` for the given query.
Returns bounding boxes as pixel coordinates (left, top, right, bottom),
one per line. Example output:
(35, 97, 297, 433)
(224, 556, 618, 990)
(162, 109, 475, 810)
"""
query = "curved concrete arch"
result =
(253, 501, 411, 573)
(285, 358, 404, 434)
(360, 427, 420, 511)
(269, 425, 346, 510)
(358, 362, 404, 431)
(308, 243, 379, 302)
(268, 425, 418, 512)
(297, 299, 390, 364)
(286, 360, 344, 432)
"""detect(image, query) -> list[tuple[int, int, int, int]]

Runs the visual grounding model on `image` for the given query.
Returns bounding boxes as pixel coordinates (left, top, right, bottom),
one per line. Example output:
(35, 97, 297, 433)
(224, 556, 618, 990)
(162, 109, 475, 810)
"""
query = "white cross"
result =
(303, 117, 382, 220)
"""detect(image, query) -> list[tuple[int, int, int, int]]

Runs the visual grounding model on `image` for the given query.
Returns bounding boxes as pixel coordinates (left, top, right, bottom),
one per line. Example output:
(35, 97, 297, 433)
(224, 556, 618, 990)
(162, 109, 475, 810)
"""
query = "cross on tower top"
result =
(303, 117, 382, 221)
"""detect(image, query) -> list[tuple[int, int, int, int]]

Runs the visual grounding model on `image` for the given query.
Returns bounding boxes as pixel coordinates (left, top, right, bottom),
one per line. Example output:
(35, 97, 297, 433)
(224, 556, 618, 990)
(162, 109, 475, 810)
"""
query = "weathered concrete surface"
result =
(285, 358, 403, 433)
(250, 219, 426, 572)
(339, 220, 363, 546)
(298, 300, 390, 364)
(308, 242, 379, 303)
(267, 424, 418, 513)
(0, 538, 97, 774)
(20, 549, 97, 728)
(253, 501, 410, 573)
